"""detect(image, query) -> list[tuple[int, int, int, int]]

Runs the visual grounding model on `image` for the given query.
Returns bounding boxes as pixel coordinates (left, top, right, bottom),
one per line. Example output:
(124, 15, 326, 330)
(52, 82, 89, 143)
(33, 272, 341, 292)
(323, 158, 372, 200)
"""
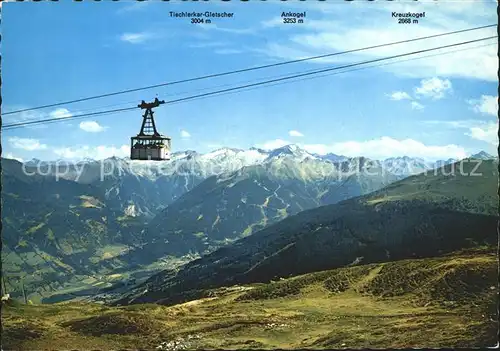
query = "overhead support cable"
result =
(2, 24, 496, 116)
(3, 36, 496, 130)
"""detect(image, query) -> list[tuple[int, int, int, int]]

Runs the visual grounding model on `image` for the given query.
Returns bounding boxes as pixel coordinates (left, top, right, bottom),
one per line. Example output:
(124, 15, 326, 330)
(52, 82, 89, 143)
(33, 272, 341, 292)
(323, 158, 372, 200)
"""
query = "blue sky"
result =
(2, 0, 498, 161)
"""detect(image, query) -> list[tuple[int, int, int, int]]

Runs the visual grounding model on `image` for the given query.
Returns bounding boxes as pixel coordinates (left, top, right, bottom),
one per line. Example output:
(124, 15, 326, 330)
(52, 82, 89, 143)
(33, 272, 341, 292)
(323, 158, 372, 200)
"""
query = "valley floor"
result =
(2, 248, 498, 350)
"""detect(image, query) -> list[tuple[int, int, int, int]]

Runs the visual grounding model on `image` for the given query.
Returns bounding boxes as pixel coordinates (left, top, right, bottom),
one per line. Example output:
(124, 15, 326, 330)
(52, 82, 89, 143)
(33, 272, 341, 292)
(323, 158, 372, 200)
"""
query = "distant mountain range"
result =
(16, 145, 489, 217)
(134, 155, 403, 261)
(470, 151, 496, 160)
(115, 159, 498, 306)
(1, 145, 496, 302)
(1, 158, 147, 300)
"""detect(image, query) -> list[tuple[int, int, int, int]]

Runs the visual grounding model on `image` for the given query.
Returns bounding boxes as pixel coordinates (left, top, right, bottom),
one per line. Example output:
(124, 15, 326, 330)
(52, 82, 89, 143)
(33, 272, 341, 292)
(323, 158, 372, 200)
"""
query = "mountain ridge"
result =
(2, 146, 496, 303)
(15, 145, 495, 165)
(113, 159, 498, 306)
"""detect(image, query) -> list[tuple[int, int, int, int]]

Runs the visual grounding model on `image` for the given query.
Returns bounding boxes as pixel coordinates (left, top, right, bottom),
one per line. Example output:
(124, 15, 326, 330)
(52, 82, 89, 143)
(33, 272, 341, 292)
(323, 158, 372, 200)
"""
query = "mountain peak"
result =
(249, 147, 268, 153)
(213, 147, 244, 153)
(471, 151, 494, 160)
(104, 156, 128, 163)
(172, 150, 198, 160)
(268, 144, 307, 157)
(319, 152, 347, 163)
(202, 147, 244, 160)
(24, 158, 43, 166)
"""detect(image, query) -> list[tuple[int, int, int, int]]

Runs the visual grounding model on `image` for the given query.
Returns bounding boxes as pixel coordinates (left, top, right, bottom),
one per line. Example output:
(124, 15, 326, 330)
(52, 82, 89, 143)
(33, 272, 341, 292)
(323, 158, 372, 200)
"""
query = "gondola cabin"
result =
(130, 98, 172, 161)
(130, 135, 171, 161)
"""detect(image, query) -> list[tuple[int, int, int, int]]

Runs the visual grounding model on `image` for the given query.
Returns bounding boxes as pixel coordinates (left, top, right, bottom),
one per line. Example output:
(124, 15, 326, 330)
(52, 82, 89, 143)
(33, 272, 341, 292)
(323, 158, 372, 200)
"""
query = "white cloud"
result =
(258, 136, 467, 160)
(120, 32, 152, 44)
(8, 137, 48, 151)
(50, 108, 73, 119)
(258, 139, 290, 150)
(422, 119, 480, 129)
(387, 89, 424, 110)
(423, 119, 497, 145)
(388, 91, 411, 101)
(289, 130, 304, 137)
(4, 153, 24, 162)
(79, 121, 107, 133)
(3, 107, 72, 129)
(258, 2, 498, 81)
(53, 145, 129, 160)
(467, 121, 497, 144)
(414, 77, 452, 100)
(116, 1, 151, 13)
(468, 95, 498, 116)
(320, 137, 466, 160)
(411, 101, 425, 110)
(181, 130, 191, 138)
(214, 49, 243, 55)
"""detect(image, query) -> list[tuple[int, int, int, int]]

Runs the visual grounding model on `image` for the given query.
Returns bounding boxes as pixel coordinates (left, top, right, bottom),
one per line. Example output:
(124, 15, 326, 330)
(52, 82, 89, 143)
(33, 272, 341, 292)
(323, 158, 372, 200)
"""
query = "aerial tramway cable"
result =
(167, 42, 497, 106)
(3, 39, 491, 128)
(2, 36, 496, 131)
(2, 24, 496, 116)
(112, 41, 498, 107)
(158, 36, 497, 106)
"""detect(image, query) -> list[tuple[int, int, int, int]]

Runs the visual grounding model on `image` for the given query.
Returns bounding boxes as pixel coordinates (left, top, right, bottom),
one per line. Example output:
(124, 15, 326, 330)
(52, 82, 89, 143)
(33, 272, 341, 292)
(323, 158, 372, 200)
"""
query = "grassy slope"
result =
(1, 162, 150, 303)
(115, 159, 498, 306)
(2, 159, 197, 303)
(1, 156, 398, 302)
(138, 158, 399, 261)
(2, 248, 497, 350)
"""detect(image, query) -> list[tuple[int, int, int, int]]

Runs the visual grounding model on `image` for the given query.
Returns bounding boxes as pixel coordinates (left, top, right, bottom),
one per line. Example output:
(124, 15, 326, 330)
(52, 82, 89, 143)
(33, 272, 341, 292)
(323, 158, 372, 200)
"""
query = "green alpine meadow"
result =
(2, 2, 498, 349)
(2, 153, 498, 349)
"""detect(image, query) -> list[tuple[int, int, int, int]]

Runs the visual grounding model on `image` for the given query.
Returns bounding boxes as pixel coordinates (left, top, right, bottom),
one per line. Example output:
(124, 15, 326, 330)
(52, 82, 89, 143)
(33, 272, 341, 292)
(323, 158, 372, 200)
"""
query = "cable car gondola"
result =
(130, 98, 172, 161)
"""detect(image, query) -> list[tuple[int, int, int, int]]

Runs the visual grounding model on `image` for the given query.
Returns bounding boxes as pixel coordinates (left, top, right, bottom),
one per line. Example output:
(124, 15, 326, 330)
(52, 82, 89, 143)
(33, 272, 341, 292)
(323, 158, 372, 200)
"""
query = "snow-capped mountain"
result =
(18, 145, 484, 181)
(4, 145, 496, 302)
(199, 147, 269, 172)
(383, 156, 436, 177)
(23, 158, 43, 166)
(318, 153, 348, 163)
(470, 151, 495, 160)
(5, 146, 491, 219)
(267, 144, 318, 161)
(15, 145, 485, 190)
